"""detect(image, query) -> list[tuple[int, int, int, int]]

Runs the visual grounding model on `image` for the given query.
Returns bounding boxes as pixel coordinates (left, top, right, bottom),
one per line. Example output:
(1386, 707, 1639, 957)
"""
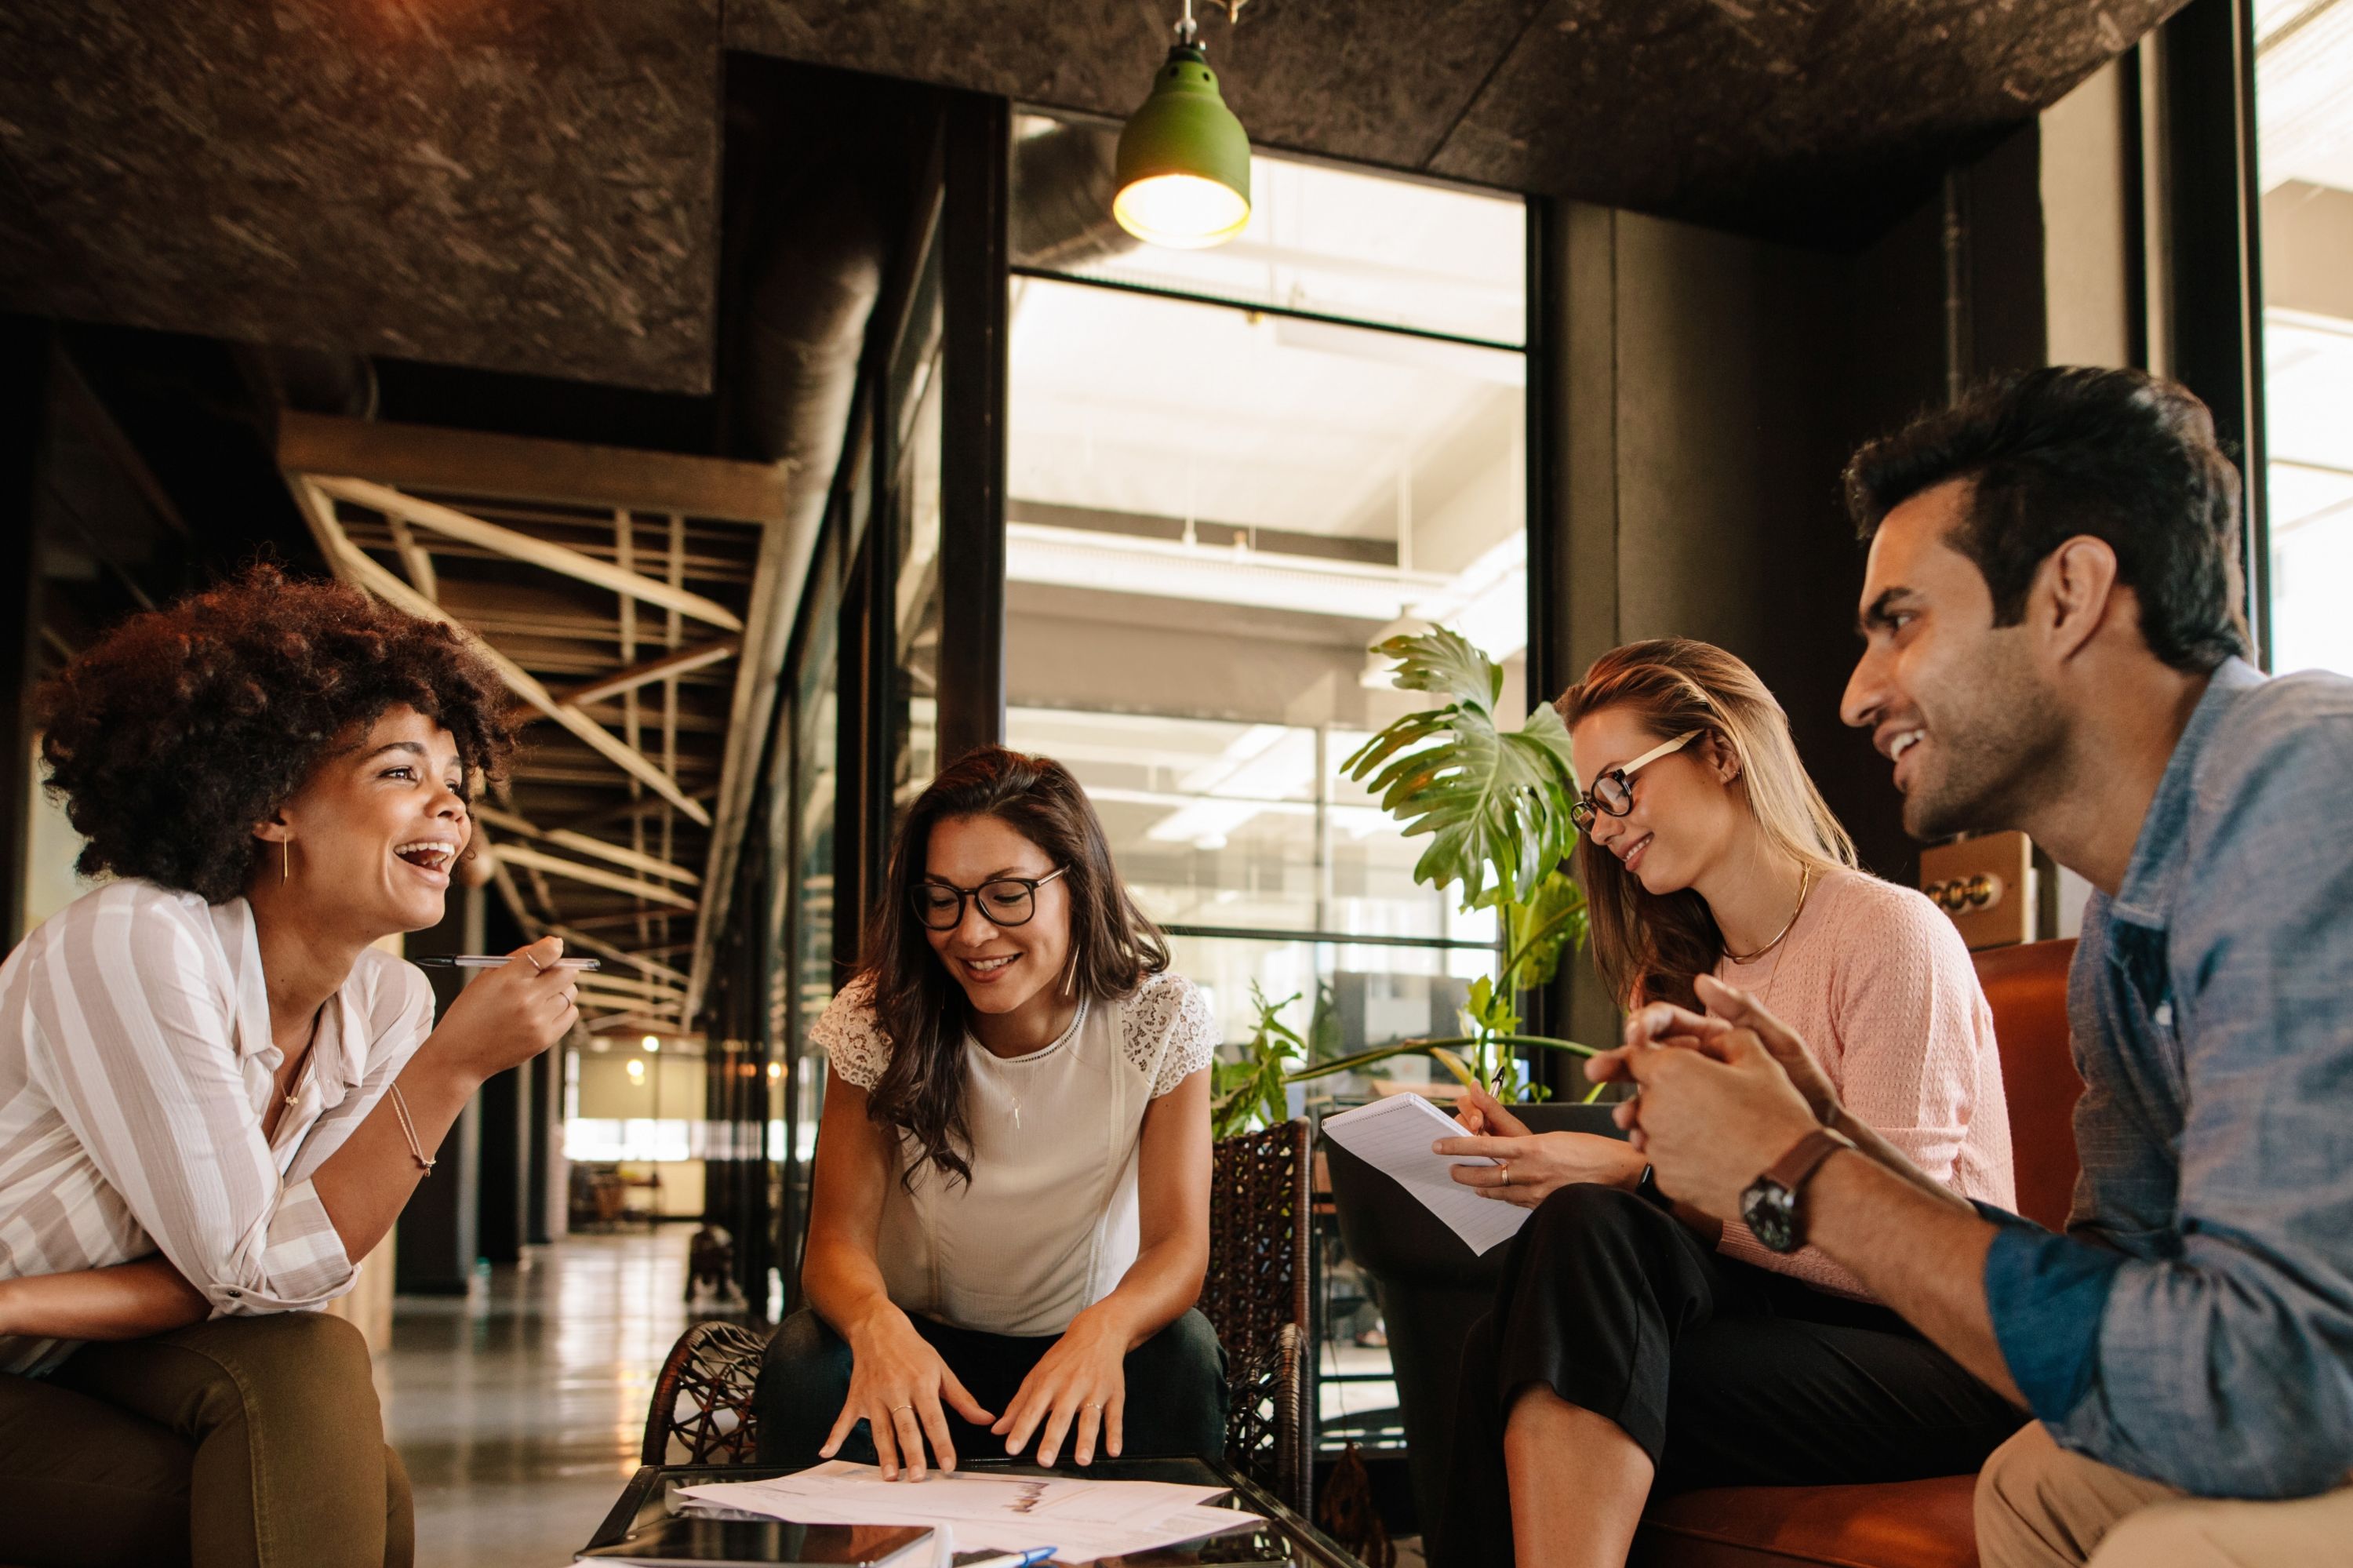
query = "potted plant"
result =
(1209, 627, 1627, 1548)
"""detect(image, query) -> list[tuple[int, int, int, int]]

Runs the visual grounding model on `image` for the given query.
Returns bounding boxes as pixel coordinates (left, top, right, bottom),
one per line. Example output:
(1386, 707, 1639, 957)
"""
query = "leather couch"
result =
(1631, 937, 2081, 1568)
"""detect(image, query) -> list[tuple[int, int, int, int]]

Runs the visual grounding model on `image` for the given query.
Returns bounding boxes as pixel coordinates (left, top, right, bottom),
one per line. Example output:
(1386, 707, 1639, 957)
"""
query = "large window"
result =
(1007, 115, 1529, 1446)
(2257, 1, 2353, 673)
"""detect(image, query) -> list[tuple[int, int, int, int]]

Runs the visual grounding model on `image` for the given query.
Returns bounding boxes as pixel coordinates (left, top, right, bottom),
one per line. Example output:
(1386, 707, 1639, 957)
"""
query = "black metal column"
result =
(2155, 0, 2269, 665)
(395, 885, 486, 1293)
(936, 93, 1010, 766)
(0, 320, 51, 952)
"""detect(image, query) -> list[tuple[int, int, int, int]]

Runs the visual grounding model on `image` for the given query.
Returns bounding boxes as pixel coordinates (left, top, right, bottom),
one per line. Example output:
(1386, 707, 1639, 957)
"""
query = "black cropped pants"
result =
(1435, 1183, 2023, 1568)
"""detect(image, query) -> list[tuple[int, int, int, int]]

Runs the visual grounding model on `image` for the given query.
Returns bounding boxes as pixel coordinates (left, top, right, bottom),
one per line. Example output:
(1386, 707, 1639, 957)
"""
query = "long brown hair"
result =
(859, 745, 1167, 1186)
(1558, 640, 1857, 1011)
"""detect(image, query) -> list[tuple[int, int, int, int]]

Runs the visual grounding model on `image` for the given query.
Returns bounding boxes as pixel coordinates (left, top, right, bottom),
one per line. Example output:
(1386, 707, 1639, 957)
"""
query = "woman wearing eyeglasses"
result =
(1431, 640, 2020, 1568)
(754, 746, 1224, 1480)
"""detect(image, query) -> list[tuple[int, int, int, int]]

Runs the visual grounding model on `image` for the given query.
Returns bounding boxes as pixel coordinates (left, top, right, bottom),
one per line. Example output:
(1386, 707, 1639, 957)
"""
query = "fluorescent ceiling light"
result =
(1007, 521, 1449, 620)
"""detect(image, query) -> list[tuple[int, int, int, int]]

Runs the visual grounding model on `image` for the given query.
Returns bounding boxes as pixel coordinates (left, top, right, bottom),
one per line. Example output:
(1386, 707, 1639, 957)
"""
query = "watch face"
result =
(1741, 1178, 1802, 1253)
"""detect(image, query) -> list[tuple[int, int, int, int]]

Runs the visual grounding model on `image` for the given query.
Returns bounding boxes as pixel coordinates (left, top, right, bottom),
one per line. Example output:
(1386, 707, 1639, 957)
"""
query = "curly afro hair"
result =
(36, 563, 518, 904)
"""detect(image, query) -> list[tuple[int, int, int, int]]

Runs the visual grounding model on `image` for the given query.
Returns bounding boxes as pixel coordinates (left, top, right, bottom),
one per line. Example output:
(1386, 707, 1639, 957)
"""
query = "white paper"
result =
(675, 1462, 1261, 1565)
(1322, 1093, 1529, 1253)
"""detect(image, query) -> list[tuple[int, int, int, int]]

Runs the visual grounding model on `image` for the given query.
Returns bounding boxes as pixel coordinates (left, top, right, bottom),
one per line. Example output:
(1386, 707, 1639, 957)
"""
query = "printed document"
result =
(676, 1462, 1262, 1565)
(1322, 1093, 1528, 1253)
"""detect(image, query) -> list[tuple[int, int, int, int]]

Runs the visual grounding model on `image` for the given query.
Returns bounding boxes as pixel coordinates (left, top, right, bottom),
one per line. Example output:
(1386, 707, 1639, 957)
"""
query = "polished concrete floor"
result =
(383, 1227, 700, 1568)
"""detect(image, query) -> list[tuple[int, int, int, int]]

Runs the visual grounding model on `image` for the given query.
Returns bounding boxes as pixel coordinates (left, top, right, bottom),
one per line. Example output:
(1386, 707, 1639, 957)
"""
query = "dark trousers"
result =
(1435, 1184, 2024, 1568)
(0, 1312, 411, 1568)
(754, 1306, 1227, 1470)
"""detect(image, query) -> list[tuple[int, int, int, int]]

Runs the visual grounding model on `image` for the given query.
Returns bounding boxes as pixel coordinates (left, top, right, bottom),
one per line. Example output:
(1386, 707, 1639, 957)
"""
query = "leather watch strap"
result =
(1763, 1126, 1855, 1196)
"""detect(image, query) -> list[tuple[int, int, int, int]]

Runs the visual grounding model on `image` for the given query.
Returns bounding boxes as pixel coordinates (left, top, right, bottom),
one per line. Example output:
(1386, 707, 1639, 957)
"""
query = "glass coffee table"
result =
(581, 1456, 1362, 1567)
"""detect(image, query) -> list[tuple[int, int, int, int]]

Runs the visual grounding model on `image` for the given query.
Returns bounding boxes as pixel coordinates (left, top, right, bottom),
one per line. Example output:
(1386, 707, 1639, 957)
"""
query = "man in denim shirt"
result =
(1592, 368, 2353, 1566)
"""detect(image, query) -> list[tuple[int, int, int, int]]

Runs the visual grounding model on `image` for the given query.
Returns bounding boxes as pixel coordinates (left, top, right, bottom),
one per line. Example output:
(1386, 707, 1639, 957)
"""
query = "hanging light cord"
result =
(1176, 0, 1198, 45)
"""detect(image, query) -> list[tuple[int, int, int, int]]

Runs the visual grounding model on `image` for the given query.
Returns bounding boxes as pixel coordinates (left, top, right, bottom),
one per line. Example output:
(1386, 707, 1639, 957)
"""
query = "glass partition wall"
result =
(1006, 114, 1531, 1452)
(2255, 0, 2353, 675)
(726, 104, 1544, 1440)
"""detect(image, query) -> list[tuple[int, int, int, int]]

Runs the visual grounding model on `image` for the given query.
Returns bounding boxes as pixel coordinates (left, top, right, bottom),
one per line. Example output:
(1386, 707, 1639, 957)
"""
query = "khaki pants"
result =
(1977, 1421, 2353, 1568)
(0, 1312, 411, 1568)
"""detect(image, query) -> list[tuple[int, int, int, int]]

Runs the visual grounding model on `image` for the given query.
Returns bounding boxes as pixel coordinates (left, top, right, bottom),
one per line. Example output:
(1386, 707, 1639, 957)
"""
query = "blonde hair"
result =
(1557, 638, 1857, 1010)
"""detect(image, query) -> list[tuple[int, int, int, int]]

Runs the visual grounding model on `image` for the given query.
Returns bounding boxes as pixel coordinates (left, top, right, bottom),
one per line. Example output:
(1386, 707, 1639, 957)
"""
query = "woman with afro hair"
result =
(0, 566, 576, 1568)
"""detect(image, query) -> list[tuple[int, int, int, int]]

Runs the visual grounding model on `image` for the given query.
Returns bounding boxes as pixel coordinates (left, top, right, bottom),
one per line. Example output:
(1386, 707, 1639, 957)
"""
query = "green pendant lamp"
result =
(1114, 0, 1253, 249)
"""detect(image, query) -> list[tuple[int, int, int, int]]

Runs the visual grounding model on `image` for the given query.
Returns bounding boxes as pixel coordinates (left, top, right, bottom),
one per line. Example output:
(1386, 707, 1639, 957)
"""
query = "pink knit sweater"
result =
(1704, 868, 2015, 1299)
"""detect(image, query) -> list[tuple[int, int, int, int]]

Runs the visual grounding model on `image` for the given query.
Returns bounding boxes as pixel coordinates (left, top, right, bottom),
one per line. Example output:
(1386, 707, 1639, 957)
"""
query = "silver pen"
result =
(410, 955, 602, 971)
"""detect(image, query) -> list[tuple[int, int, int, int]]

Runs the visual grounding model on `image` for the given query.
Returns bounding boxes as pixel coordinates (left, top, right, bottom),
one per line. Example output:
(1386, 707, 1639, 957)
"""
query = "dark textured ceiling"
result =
(0, 2, 718, 393)
(732, 0, 2186, 241)
(1, 0, 2181, 395)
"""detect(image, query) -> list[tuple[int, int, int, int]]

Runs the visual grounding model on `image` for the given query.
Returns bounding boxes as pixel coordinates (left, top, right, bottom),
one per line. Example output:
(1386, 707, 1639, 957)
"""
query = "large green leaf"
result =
(1341, 628, 1580, 907)
(1484, 868, 1588, 991)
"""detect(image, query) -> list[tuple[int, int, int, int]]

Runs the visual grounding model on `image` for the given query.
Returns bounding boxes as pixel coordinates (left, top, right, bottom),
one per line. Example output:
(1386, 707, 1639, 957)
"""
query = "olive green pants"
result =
(0, 1312, 411, 1568)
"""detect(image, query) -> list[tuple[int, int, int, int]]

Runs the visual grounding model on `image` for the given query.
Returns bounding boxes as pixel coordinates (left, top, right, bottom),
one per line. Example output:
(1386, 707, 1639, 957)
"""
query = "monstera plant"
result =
(1210, 628, 1597, 1138)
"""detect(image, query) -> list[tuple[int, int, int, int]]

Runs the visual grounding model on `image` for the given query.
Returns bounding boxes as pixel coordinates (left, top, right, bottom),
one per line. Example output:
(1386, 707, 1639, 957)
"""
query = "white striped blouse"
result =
(0, 879, 434, 1375)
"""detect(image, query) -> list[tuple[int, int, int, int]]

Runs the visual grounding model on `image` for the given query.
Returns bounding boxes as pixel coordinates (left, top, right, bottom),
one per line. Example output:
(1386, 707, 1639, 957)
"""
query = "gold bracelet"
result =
(388, 1084, 436, 1175)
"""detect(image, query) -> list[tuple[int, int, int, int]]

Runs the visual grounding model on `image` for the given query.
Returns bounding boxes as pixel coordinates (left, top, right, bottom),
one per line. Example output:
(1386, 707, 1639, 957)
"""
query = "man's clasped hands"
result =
(1432, 970, 1847, 1229)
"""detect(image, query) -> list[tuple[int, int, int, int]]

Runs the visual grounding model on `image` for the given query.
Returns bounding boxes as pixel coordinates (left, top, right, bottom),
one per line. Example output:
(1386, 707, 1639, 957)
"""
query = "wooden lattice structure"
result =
(638, 1122, 1316, 1507)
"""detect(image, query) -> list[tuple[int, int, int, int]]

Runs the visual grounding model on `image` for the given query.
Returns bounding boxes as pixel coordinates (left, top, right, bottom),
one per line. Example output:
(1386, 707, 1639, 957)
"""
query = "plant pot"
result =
(1324, 1101, 1626, 1552)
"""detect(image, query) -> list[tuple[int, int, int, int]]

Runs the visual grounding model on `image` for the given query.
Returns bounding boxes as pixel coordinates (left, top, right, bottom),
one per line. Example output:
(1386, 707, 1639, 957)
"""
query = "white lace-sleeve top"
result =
(813, 970, 1218, 1337)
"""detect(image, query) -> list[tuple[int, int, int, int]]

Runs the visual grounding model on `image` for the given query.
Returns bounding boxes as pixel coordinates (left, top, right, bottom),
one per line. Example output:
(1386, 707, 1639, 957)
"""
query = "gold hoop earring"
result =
(282, 839, 290, 885)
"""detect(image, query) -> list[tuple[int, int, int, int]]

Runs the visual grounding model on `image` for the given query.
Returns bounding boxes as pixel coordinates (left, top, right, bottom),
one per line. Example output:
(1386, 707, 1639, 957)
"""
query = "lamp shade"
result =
(1113, 44, 1252, 249)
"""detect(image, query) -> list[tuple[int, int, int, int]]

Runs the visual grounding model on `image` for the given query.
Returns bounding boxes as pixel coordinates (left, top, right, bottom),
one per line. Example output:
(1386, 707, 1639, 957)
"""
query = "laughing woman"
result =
(755, 747, 1225, 1479)
(0, 568, 576, 1568)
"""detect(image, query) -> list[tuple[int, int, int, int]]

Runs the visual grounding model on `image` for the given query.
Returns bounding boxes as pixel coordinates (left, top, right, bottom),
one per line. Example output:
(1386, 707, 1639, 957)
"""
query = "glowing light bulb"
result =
(1113, 172, 1250, 249)
(642, 1035, 660, 1053)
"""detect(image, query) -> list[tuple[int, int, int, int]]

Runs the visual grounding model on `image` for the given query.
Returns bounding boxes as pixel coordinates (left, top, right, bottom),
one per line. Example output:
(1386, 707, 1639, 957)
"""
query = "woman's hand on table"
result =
(831, 1308, 994, 1481)
(422, 935, 577, 1086)
(994, 1304, 1129, 1468)
(1435, 1086, 1646, 1207)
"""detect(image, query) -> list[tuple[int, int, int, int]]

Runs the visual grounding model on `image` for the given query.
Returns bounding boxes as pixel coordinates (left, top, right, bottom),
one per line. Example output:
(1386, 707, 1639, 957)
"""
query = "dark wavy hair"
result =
(1844, 366, 2249, 674)
(35, 563, 516, 904)
(860, 746, 1167, 1187)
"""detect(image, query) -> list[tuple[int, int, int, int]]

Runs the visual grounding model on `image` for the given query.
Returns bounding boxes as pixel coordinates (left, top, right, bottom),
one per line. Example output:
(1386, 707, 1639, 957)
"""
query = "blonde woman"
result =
(1431, 639, 2020, 1568)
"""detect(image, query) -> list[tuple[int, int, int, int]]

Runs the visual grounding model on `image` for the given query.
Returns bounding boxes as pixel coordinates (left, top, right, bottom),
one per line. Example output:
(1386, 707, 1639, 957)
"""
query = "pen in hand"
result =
(411, 955, 602, 970)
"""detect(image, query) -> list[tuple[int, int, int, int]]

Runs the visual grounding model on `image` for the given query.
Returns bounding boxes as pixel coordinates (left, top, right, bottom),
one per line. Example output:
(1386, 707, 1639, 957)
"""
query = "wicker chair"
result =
(641, 1119, 1317, 1514)
(1202, 1118, 1315, 1515)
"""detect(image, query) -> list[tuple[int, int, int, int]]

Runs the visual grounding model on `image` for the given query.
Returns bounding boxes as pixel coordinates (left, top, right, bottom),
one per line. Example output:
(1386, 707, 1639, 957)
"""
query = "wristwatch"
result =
(1739, 1127, 1855, 1253)
(1634, 1163, 1676, 1214)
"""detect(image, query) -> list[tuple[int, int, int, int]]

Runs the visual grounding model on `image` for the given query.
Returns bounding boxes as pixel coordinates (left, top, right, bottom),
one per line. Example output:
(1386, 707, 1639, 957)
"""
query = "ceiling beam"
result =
(585, 1009, 692, 1036)
(573, 972, 687, 1004)
(526, 637, 739, 718)
(384, 513, 438, 598)
(311, 476, 745, 633)
(296, 481, 713, 827)
(279, 410, 789, 524)
(550, 923, 689, 987)
(491, 842, 698, 911)
(474, 804, 700, 886)
(561, 909, 685, 933)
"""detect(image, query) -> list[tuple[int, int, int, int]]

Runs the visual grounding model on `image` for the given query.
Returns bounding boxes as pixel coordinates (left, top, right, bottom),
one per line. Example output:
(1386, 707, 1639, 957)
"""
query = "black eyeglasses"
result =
(1570, 729, 1702, 832)
(911, 867, 1069, 931)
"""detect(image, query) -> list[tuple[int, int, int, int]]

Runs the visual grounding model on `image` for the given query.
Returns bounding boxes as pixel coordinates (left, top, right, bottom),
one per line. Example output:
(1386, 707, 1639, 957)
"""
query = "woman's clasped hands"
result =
(1431, 1082, 1648, 1207)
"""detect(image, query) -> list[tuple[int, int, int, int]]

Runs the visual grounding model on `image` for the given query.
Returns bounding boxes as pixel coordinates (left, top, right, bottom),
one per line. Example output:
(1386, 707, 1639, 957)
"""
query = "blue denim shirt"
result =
(1980, 657, 2353, 1497)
